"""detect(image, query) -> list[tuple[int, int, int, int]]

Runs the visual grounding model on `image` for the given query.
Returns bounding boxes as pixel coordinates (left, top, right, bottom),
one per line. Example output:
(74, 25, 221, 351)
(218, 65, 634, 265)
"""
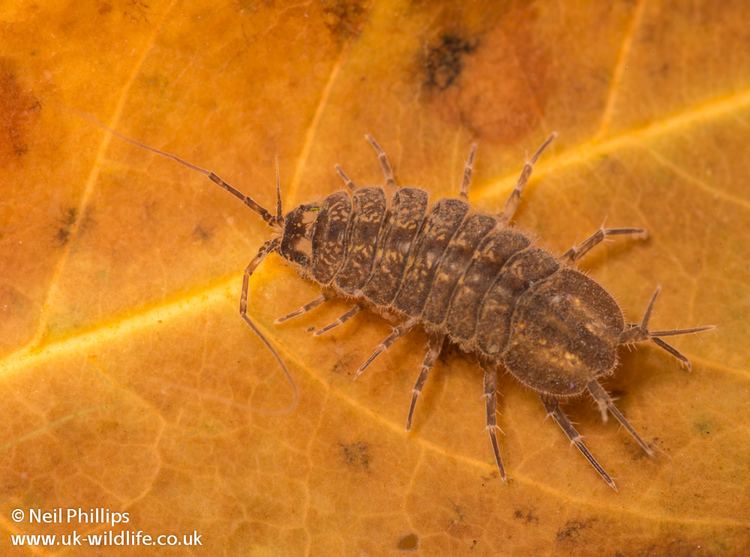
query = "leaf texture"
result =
(1, 1, 749, 555)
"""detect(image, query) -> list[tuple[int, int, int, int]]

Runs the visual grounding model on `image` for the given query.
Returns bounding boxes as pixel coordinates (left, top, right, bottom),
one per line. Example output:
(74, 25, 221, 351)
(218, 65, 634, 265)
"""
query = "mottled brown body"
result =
(115, 127, 712, 491)
(281, 187, 623, 398)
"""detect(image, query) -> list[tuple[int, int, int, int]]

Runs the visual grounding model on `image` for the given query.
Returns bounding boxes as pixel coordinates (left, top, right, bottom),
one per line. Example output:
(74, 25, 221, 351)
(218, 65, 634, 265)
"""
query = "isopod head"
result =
(279, 202, 320, 269)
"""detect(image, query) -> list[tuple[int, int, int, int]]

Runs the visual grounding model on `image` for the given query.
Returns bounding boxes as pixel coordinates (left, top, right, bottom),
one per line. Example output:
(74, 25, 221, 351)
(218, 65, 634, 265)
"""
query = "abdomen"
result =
(502, 268, 624, 396)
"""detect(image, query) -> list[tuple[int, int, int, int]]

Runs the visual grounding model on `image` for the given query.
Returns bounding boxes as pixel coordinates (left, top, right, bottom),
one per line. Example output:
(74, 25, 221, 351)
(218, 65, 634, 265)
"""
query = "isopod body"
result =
(281, 187, 621, 397)
(268, 134, 711, 490)
(114, 128, 712, 490)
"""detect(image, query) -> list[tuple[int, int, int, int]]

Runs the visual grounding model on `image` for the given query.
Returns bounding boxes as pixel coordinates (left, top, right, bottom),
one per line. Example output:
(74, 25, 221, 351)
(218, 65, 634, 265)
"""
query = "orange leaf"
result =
(1, 1, 748, 555)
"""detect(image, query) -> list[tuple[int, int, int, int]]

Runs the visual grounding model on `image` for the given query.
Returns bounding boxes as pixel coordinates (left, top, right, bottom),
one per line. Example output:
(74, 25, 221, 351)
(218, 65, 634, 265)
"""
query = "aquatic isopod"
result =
(112, 128, 712, 490)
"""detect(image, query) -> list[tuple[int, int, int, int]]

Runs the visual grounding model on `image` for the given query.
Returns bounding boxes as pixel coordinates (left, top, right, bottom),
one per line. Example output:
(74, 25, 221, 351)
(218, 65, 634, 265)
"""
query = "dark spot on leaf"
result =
(513, 508, 539, 524)
(694, 420, 713, 437)
(322, 0, 370, 42)
(446, 501, 473, 539)
(397, 532, 419, 551)
(340, 441, 370, 470)
(98, 2, 112, 15)
(556, 519, 594, 542)
(331, 353, 357, 375)
(422, 34, 477, 91)
(192, 224, 212, 242)
(480, 472, 496, 487)
(0, 59, 41, 162)
(426, 5, 553, 145)
(56, 208, 78, 246)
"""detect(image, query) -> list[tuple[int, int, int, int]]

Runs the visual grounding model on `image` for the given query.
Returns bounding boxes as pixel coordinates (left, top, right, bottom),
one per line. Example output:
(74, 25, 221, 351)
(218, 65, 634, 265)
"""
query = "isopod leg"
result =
(353, 319, 417, 379)
(586, 379, 654, 457)
(483, 364, 507, 481)
(365, 134, 396, 188)
(314, 305, 362, 336)
(335, 164, 356, 191)
(541, 395, 617, 491)
(459, 144, 478, 199)
(563, 227, 648, 262)
(500, 132, 557, 223)
(240, 238, 299, 411)
(405, 335, 444, 431)
(620, 286, 715, 371)
(274, 294, 328, 324)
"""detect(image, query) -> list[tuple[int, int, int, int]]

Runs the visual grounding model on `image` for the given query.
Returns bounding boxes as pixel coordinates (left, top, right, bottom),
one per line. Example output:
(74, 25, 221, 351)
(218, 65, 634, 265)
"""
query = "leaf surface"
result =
(1, 1, 749, 555)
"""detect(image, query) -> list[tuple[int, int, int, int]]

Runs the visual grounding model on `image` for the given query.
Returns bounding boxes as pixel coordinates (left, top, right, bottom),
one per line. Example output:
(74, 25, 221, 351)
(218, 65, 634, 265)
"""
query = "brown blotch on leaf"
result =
(556, 519, 595, 542)
(422, 34, 477, 91)
(513, 508, 539, 524)
(339, 441, 370, 470)
(322, 0, 371, 42)
(0, 59, 41, 162)
(694, 420, 713, 437)
(192, 224, 212, 243)
(55, 208, 78, 246)
(427, 6, 553, 145)
(397, 532, 419, 551)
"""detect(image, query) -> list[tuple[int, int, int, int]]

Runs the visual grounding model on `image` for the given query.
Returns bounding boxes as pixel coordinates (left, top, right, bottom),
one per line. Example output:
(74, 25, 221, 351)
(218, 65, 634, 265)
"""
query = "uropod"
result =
(113, 129, 713, 491)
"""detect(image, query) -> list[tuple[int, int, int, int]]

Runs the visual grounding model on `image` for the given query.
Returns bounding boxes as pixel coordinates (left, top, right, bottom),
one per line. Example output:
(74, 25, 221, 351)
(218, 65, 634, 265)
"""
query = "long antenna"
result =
(81, 113, 281, 227)
(82, 113, 298, 414)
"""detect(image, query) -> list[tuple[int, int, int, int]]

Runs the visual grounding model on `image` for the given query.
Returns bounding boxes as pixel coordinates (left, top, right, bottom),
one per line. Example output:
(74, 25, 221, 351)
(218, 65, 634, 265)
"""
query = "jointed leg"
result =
(541, 395, 617, 491)
(587, 379, 654, 456)
(483, 364, 507, 481)
(620, 286, 715, 371)
(335, 164, 356, 191)
(459, 144, 478, 199)
(314, 305, 361, 336)
(241, 238, 280, 325)
(365, 134, 396, 188)
(563, 227, 648, 263)
(500, 132, 557, 223)
(275, 294, 328, 324)
(240, 238, 299, 410)
(354, 318, 417, 379)
(405, 335, 444, 430)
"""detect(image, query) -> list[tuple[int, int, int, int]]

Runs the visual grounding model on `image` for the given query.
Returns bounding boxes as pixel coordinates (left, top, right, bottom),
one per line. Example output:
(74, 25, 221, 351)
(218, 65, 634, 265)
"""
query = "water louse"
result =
(112, 128, 713, 490)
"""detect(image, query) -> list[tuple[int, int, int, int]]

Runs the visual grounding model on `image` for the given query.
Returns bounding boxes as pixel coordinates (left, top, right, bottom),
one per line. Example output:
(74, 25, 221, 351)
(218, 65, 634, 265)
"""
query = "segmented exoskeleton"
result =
(113, 129, 712, 490)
